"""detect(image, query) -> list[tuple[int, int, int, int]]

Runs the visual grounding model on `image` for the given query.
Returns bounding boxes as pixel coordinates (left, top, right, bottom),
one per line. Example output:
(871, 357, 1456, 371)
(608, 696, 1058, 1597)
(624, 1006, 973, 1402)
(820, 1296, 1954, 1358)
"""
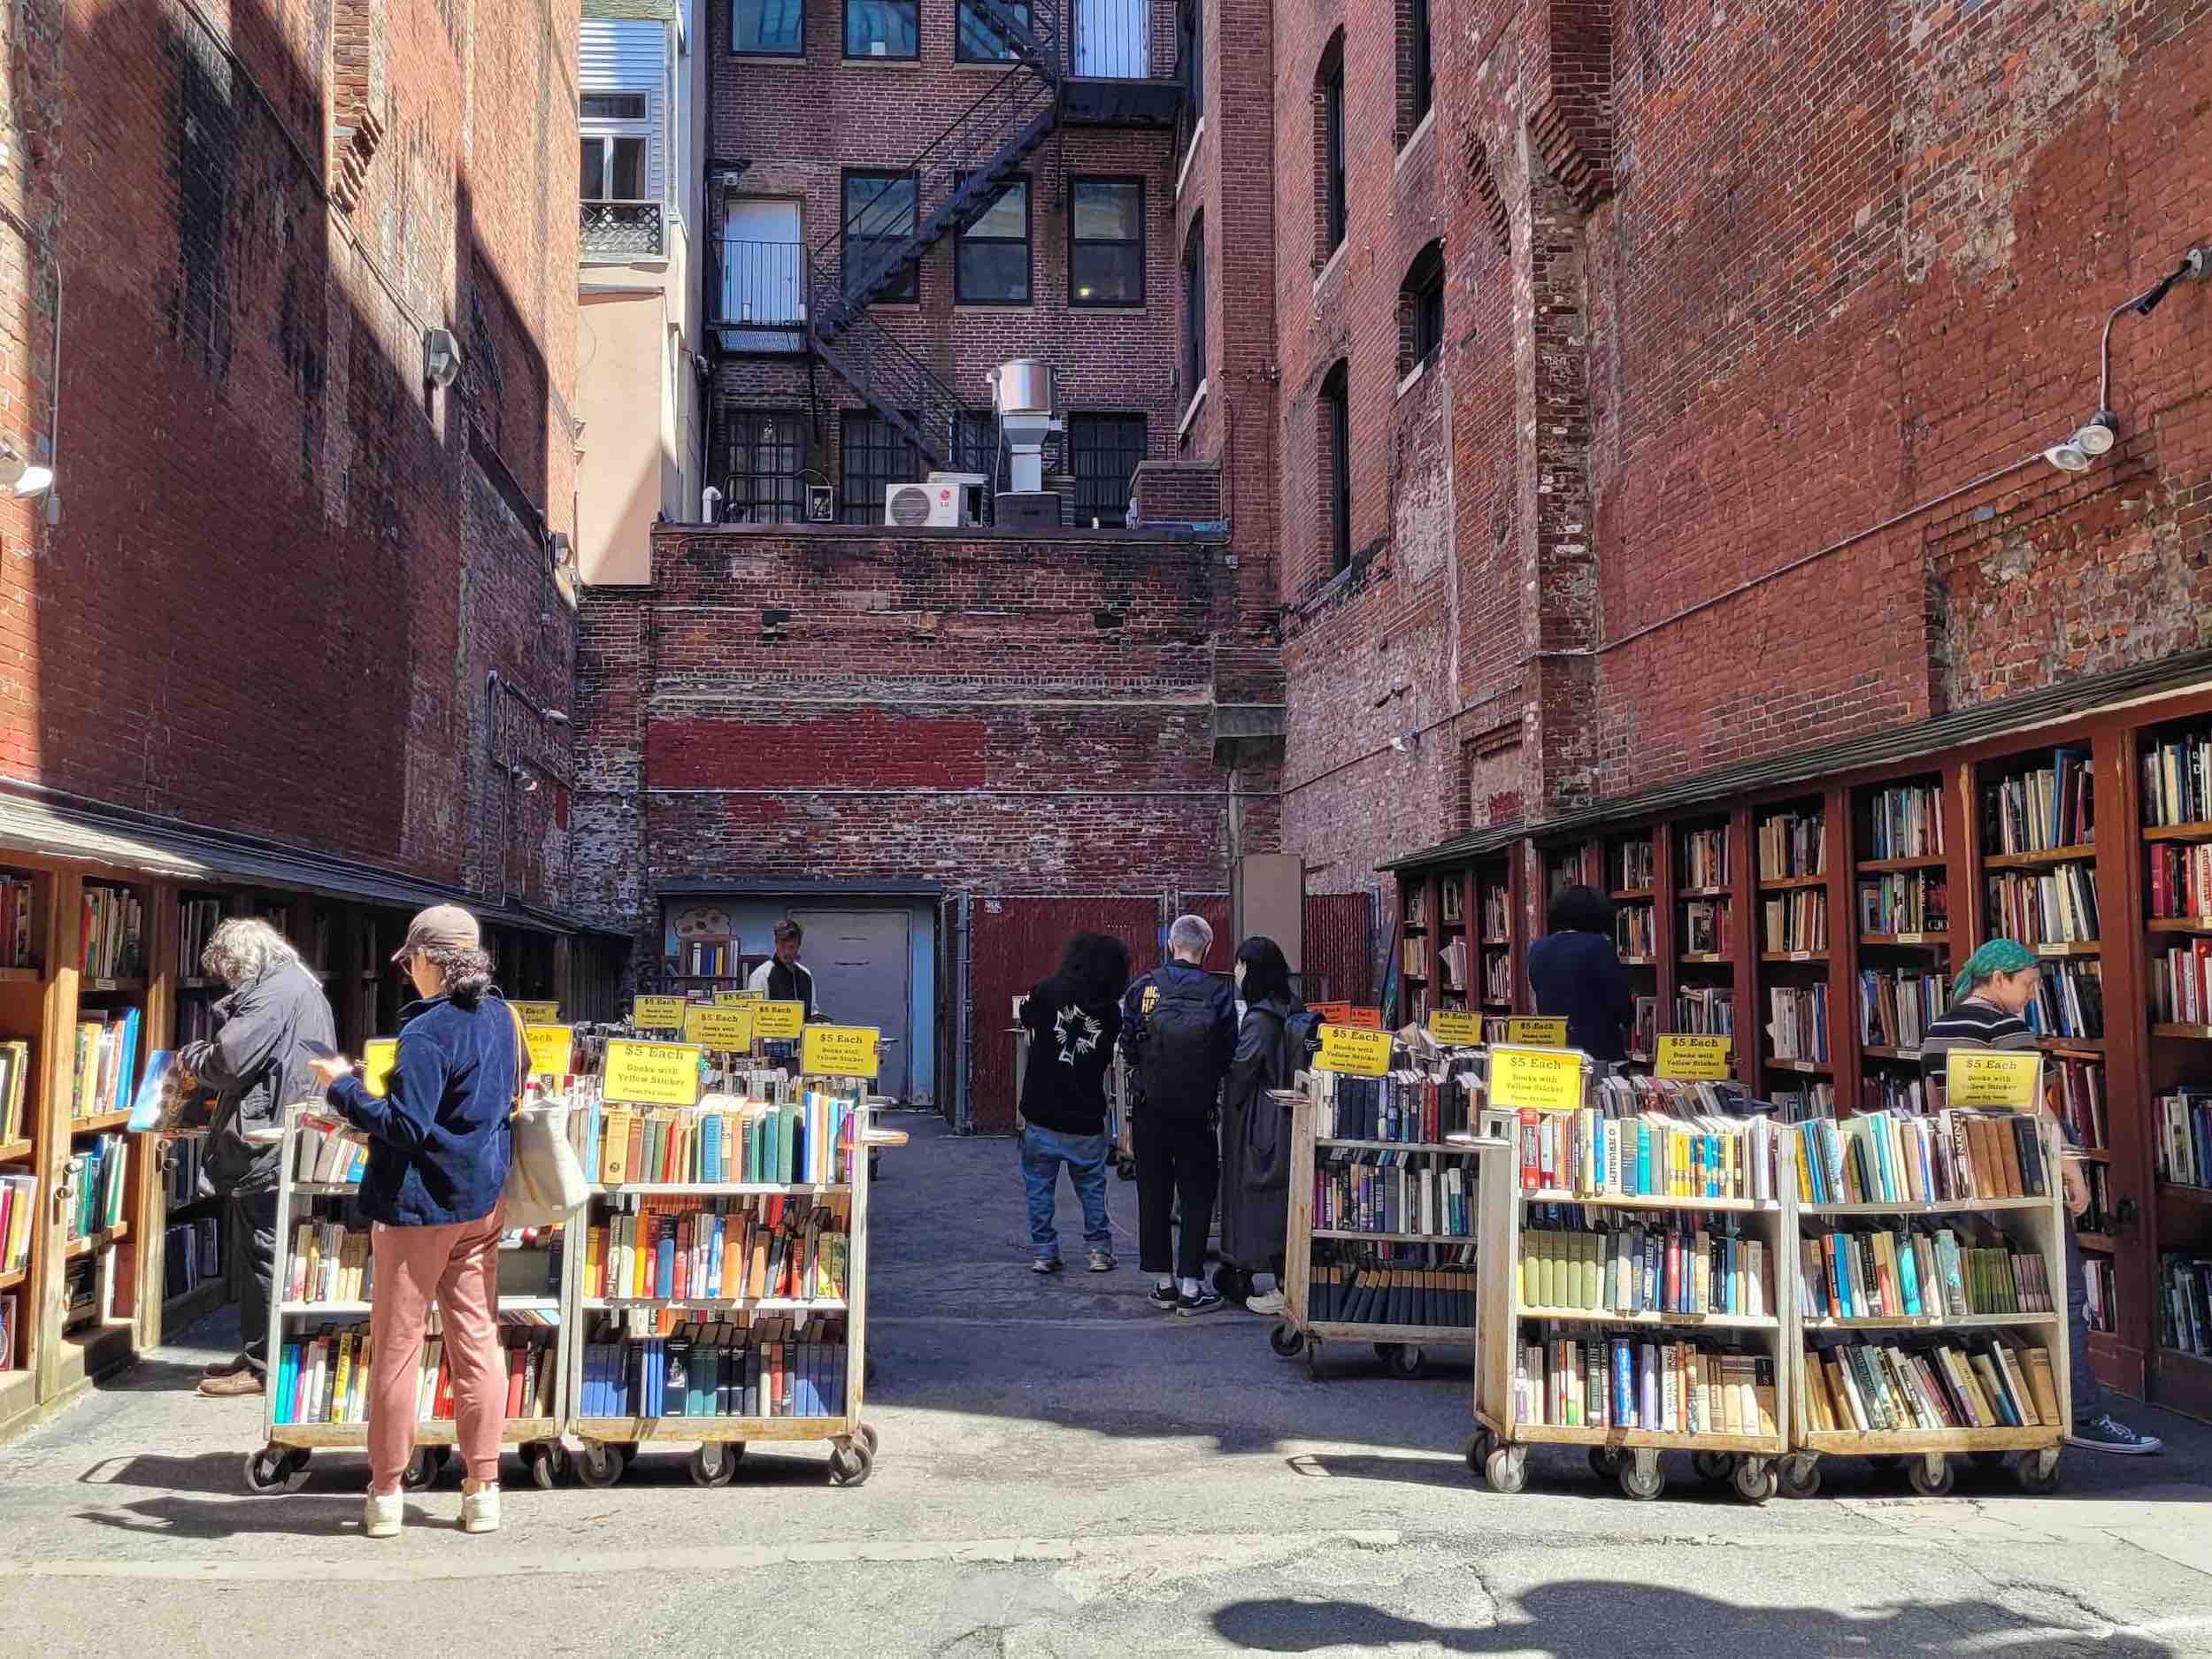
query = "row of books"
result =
(2154, 1089, 2212, 1188)
(1518, 1218, 1770, 1319)
(2051, 1056, 2108, 1149)
(1770, 1082, 1838, 1122)
(1514, 1109, 1783, 1204)
(293, 1118, 369, 1186)
(1438, 875, 1463, 925)
(2086, 1256, 2117, 1334)
(1312, 1070, 1474, 1145)
(1866, 783, 1944, 861)
(1766, 985, 1830, 1064)
(1589, 1076, 1747, 1118)
(2026, 960, 2104, 1040)
(572, 1092, 854, 1188)
(1611, 841, 1654, 892)
(62, 1135, 127, 1240)
(1305, 1263, 1472, 1328)
(2143, 729, 2212, 828)
(1402, 887, 1427, 927)
(2078, 1159, 2116, 1233)
(2148, 841, 2212, 921)
(578, 1319, 846, 1419)
(2156, 1253, 2212, 1356)
(1482, 885, 1510, 940)
(1858, 872, 1947, 935)
(80, 884, 143, 980)
(1482, 952, 1511, 1002)
(70, 1008, 142, 1121)
(273, 1320, 561, 1425)
(1400, 935, 1429, 980)
(1314, 1153, 1474, 1238)
(1758, 810, 1825, 881)
(1681, 826, 1730, 887)
(0, 1170, 34, 1274)
(2154, 941, 2212, 1025)
(1985, 865, 2101, 946)
(1858, 968, 1946, 1049)
(162, 1217, 221, 1303)
(0, 874, 34, 971)
(1861, 1074, 1932, 1116)
(1681, 900, 1731, 955)
(1985, 748, 2093, 854)
(582, 1195, 848, 1304)
(1791, 1110, 2049, 1206)
(1514, 1331, 1778, 1436)
(1762, 891, 1826, 954)
(1798, 1225, 2053, 1321)
(1632, 996, 1658, 1056)
(1804, 1337, 2058, 1432)
(0, 1040, 24, 1145)
(680, 941, 739, 977)
(179, 896, 225, 979)
(288, 1224, 371, 1303)
(1675, 986, 1734, 1036)
(1435, 939, 1468, 994)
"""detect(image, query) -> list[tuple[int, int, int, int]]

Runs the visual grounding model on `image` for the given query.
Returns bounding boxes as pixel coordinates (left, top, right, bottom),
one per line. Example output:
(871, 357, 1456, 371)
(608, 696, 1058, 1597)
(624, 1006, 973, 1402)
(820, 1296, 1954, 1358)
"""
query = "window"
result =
(956, 0, 1027, 60)
(1177, 0, 1202, 119)
(1322, 52, 1346, 254)
(1181, 219, 1206, 397)
(1069, 415, 1148, 525)
(580, 134, 647, 201)
(1070, 178, 1144, 306)
(733, 0, 803, 54)
(955, 178, 1031, 305)
(844, 0, 917, 57)
(580, 93, 647, 120)
(840, 411, 926, 523)
(1403, 0, 1432, 136)
(1400, 240, 1444, 376)
(953, 410, 999, 522)
(1321, 361, 1350, 574)
(725, 412, 806, 523)
(841, 170, 918, 303)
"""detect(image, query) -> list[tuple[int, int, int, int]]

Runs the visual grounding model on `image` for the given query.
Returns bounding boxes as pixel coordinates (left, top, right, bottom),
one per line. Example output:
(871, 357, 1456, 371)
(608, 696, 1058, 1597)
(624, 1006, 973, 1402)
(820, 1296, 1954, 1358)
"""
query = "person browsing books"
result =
(1921, 938, 2160, 1456)
(1018, 933, 1132, 1276)
(746, 919, 819, 1017)
(306, 905, 520, 1539)
(1120, 914, 1237, 1316)
(182, 919, 337, 1399)
(1217, 937, 1311, 1316)
(1526, 885, 1634, 1064)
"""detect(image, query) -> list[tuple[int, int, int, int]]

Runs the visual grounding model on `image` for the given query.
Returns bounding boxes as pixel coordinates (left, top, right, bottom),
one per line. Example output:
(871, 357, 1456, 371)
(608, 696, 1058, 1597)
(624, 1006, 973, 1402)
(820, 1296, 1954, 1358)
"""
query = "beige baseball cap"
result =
(392, 903, 481, 963)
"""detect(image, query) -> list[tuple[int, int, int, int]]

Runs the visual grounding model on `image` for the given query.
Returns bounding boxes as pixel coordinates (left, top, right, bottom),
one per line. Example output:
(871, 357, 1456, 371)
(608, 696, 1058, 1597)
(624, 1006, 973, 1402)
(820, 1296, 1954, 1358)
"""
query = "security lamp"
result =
(2072, 412, 2117, 457)
(424, 326, 464, 388)
(2042, 441, 2093, 474)
(0, 443, 52, 498)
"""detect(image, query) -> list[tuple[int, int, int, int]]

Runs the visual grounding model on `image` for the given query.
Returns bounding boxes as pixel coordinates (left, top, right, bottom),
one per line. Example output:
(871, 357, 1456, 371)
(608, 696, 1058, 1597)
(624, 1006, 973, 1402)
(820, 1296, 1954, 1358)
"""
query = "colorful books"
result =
(1519, 1213, 1768, 1319)
(69, 1008, 141, 1122)
(1313, 1150, 1474, 1236)
(1857, 871, 1947, 935)
(1757, 810, 1825, 880)
(1857, 968, 1946, 1049)
(1312, 1068, 1474, 1144)
(0, 1170, 35, 1274)
(1866, 783, 1944, 860)
(1762, 889, 1827, 953)
(60, 1135, 128, 1240)
(287, 1223, 373, 1302)
(273, 1316, 558, 1425)
(1799, 1338, 2054, 1432)
(79, 884, 143, 979)
(1515, 1097, 1780, 1204)
(0, 1040, 27, 1143)
(1985, 865, 2100, 946)
(572, 1089, 856, 1188)
(1985, 749, 2092, 853)
(582, 1194, 850, 1304)
(1513, 1327, 1776, 1436)
(1791, 1110, 2048, 1206)
(1796, 1222, 2053, 1320)
(578, 1316, 845, 1419)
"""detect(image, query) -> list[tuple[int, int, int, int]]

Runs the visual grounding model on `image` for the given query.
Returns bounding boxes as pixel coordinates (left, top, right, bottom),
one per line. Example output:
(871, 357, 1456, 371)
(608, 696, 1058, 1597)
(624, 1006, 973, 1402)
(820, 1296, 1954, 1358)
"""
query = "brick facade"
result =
(0, 0, 580, 905)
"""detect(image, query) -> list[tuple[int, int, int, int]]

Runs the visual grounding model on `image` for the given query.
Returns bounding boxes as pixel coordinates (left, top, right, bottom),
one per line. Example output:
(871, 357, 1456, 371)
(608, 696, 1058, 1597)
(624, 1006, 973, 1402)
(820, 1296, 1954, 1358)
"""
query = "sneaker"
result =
(1031, 1255, 1064, 1275)
(1147, 1283, 1180, 1311)
(1176, 1289, 1225, 1317)
(461, 1482, 501, 1534)
(1245, 1289, 1286, 1316)
(362, 1489, 403, 1540)
(196, 1368, 265, 1399)
(2066, 1414, 2162, 1455)
(1087, 1249, 1116, 1273)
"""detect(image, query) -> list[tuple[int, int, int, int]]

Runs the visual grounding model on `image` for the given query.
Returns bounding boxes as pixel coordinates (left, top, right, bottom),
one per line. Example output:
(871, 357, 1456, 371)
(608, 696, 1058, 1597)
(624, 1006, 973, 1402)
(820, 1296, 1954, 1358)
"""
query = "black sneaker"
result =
(1032, 1256, 1064, 1275)
(1176, 1288, 1225, 1317)
(2066, 1413, 2162, 1455)
(1147, 1283, 1180, 1310)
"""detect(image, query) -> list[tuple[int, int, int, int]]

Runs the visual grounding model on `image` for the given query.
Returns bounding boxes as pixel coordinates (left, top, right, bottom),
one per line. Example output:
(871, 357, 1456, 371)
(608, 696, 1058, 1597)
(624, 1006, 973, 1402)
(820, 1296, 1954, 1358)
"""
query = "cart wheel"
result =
(524, 1441, 565, 1491)
(1466, 1432, 1491, 1477)
(828, 1441, 874, 1487)
(574, 1442, 625, 1489)
(689, 1444, 739, 1488)
(1732, 1457, 1778, 1505)
(1907, 1454, 1954, 1498)
(1484, 1445, 1528, 1495)
(401, 1448, 442, 1491)
(1692, 1450, 1736, 1486)
(1379, 1344, 1426, 1379)
(1269, 1321, 1304, 1359)
(1213, 1263, 1250, 1303)
(1617, 1454, 1666, 1502)
(1587, 1446, 1625, 1480)
(242, 1445, 311, 1494)
(2013, 1448, 2061, 1495)
(1778, 1455, 1822, 1501)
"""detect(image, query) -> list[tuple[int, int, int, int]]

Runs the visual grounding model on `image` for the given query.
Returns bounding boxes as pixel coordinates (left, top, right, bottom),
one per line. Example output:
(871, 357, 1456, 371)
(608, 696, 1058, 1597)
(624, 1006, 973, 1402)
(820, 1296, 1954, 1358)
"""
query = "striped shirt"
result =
(1918, 995, 2038, 1071)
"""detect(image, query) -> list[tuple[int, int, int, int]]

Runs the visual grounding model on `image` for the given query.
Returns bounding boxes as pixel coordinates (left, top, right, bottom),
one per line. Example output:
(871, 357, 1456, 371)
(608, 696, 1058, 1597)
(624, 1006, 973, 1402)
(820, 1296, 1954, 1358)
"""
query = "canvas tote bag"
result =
(500, 1002, 588, 1229)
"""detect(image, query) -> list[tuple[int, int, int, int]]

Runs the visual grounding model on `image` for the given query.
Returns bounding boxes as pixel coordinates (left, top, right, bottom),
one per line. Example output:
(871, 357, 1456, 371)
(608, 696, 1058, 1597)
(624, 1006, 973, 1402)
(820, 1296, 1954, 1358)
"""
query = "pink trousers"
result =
(367, 1206, 505, 1492)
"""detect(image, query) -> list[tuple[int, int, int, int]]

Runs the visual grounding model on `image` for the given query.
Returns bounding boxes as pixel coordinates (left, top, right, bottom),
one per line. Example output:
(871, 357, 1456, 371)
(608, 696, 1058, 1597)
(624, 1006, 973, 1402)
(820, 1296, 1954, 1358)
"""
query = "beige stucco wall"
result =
(577, 288, 670, 586)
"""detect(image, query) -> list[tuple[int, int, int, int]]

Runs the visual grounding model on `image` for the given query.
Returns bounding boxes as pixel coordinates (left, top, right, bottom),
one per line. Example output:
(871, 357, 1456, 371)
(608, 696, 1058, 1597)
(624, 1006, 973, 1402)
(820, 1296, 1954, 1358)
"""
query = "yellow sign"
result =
(684, 1002, 756, 1049)
(632, 995, 687, 1032)
(753, 1000, 805, 1040)
(1656, 1034, 1732, 1082)
(360, 1039, 398, 1099)
(1427, 1009, 1484, 1045)
(802, 1024, 881, 1079)
(714, 990, 765, 1005)
(1488, 1044, 1585, 1112)
(1946, 1049, 2042, 1110)
(603, 1039, 705, 1108)
(1317, 1024, 1392, 1078)
(509, 1001, 560, 1024)
(524, 1025, 574, 1078)
(1506, 1017, 1569, 1048)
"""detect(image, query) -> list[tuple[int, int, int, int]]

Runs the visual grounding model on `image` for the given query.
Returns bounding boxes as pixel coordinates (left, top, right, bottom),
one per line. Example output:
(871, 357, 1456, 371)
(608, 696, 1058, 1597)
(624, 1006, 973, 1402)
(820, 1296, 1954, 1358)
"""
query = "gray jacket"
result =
(185, 960, 337, 1194)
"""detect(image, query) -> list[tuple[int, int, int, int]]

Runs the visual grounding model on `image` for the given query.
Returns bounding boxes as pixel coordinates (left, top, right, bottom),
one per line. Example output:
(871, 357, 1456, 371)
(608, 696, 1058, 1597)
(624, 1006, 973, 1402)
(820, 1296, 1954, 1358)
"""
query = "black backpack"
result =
(1136, 971, 1227, 1118)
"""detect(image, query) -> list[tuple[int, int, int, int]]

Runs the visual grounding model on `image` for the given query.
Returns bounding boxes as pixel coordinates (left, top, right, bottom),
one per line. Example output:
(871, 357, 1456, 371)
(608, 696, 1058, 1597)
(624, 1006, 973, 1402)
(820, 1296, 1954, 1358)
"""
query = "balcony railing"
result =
(581, 199, 666, 259)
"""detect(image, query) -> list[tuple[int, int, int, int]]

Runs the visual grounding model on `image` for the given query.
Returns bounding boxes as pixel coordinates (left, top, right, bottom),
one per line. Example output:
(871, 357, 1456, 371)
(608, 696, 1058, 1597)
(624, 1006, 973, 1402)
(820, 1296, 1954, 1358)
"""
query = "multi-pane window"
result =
(1069, 414, 1148, 526)
(1321, 362, 1350, 574)
(952, 410, 999, 523)
(733, 0, 803, 54)
(841, 170, 918, 302)
(580, 93, 647, 120)
(1323, 56, 1346, 252)
(1177, 0, 1202, 119)
(956, 0, 1028, 60)
(580, 134, 646, 200)
(1402, 240, 1444, 374)
(840, 411, 926, 524)
(1070, 178, 1144, 306)
(1181, 220, 1206, 396)
(844, 0, 918, 56)
(1408, 0, 1432, 130)
(725, 413, 805, 523)
(955, 179, 1031, 304)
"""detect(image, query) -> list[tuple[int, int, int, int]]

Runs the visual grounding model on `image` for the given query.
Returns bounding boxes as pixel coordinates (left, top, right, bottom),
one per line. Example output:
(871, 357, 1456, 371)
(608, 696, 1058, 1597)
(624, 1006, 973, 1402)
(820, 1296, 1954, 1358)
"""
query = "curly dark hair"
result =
(421, 943, 495, 1008)
(1546, 883, 1615, 937)
(1058, 932, 1133, 1005)
(1234, 935, 1294, 1005)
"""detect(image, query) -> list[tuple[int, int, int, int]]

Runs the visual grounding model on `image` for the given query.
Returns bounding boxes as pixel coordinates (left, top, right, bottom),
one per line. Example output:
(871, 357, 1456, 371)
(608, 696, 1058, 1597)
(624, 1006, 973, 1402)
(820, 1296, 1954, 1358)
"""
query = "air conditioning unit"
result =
(928, 470, 990, 526)
(883, 480, 967, 527)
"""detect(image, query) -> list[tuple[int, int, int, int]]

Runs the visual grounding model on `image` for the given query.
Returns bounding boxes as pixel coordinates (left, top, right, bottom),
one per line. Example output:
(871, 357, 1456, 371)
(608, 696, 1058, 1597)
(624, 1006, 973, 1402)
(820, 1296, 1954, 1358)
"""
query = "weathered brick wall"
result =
(0, 0, 579, 902)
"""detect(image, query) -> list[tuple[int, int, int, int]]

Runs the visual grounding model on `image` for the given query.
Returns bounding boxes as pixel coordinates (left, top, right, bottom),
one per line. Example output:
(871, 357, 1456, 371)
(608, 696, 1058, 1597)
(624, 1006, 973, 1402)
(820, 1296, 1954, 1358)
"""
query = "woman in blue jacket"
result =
(1526, 885, 1633, 1064)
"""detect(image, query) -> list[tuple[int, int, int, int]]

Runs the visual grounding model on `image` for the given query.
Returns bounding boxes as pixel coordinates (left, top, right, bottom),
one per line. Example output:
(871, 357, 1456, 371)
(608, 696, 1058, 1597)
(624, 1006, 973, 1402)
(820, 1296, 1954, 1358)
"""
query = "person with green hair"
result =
(1922, 938, 2162, 1455)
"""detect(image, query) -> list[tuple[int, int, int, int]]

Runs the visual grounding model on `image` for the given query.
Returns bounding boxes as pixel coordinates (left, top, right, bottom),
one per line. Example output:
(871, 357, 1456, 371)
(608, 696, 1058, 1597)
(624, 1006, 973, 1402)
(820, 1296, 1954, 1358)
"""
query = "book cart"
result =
(244, 1104, 568, 1494)
(1469, 1041, 1798, 1504)
(1273, 1022, 1504, 1379)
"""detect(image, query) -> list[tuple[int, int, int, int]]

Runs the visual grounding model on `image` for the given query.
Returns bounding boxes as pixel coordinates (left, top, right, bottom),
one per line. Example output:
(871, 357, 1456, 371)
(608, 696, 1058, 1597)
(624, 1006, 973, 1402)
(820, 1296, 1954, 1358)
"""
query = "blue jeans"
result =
(1021, 1125, 1113, 1258)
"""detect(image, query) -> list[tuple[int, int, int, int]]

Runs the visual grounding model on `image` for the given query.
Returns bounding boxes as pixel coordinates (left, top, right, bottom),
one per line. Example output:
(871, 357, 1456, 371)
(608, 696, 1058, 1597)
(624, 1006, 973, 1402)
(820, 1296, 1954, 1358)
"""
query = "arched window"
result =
(1399, 240, 1445, 378)
(1313, 33, 1346, 263)
(1319, 360, 1350, 575)
(1397, 0, 1432, 144)
(1181, 216, 1207, 399)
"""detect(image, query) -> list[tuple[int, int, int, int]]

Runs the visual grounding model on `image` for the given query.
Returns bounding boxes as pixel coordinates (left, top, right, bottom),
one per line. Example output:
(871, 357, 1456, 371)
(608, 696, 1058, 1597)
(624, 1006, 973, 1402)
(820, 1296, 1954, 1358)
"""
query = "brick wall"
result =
(0, 0, 580, 904)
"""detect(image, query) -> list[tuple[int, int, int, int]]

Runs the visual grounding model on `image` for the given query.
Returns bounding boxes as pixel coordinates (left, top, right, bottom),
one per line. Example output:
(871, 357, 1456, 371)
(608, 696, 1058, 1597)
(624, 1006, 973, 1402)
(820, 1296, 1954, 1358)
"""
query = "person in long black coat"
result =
(1217, 936, 1306, 1310)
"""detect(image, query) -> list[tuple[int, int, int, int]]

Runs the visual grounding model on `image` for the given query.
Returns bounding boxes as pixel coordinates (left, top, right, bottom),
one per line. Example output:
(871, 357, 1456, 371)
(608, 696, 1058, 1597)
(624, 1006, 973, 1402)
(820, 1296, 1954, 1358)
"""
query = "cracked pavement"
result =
(2, 1116, 2211, 1655)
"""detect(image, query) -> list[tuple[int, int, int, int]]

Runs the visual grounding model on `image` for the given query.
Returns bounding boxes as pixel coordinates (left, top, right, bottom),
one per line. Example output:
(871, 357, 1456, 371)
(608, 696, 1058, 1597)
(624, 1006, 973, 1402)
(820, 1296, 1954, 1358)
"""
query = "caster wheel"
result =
(851, 1425, 874, 1456)
(574, 1443, 625, 1489)
(401, 1448, 442, 1491)
(1907, 1455, 1954, 1497)
(2013, 1450, 2060, 1495)
(689, 1444, 739, 1487)
(1484, 1445, 1528, 1495)
(1269, 1321, 1305, 1359)
(242, 1445, 311, 1494)
(1692, 1450, 1737, 1486)
(1213, 1263, 1250, 1303)
(1380, 1344, 1426, 1379)
(828, 1441, 875, 1487)
(1617, 1458, 1666, 1502)
(524, 1442, 565, 1491)
(1587, 1447, 1625, 1480)
(1466, 1433, 1491, 1477)
(1779, 1458, 1822, 1501)
(1732, 1458, 1778, 1505)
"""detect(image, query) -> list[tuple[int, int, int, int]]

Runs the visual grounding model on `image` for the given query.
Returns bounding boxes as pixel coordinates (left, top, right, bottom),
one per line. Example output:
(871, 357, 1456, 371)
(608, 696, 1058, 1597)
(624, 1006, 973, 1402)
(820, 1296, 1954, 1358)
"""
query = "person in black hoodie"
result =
(1526, 884, 1633, 1064)
(1217, 936, 1308, 1313)
(1018, 932, 1132, 1276)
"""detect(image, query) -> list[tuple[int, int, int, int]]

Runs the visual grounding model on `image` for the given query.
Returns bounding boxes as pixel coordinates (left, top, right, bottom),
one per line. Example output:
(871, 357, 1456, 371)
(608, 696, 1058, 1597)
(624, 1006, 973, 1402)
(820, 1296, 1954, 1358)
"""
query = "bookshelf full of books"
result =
(0, 865, 43, 1417)
(1609, 833, 1658, 1064)
(62, 878, 150, 1359)
(1433, 872, 1470, 1013)
(1855, 774, 1955, 1118)
(1397, 879, 1431, 1027)
(1755, 798, 1837, 1120)
(1478, 854, 1517, 1018)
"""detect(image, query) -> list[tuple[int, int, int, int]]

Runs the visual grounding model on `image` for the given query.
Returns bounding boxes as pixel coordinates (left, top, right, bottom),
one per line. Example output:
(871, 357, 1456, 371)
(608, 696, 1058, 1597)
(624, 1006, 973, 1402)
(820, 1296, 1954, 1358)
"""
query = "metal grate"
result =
(580, 200, 665, 258)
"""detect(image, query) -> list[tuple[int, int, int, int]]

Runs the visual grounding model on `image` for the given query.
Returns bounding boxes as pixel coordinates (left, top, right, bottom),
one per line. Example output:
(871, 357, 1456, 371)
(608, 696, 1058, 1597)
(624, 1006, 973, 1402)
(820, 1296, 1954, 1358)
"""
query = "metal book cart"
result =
(243, 1105, 568, 1494)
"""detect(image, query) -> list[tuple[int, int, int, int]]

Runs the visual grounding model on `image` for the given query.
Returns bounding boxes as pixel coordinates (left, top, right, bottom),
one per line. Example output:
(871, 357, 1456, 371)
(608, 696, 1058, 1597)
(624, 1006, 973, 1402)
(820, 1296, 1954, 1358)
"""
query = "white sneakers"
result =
(1245, 1289, 1286, 1316)
(461, 1481, 501, 1534)
(360, 1482, 501, 1538)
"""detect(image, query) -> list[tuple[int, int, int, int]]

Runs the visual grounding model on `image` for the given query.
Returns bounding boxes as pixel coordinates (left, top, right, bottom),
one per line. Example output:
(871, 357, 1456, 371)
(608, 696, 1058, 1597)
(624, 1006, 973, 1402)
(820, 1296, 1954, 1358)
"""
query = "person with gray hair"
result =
(1119, 913, 1237, 1314)
(184, 916, 337, 1397)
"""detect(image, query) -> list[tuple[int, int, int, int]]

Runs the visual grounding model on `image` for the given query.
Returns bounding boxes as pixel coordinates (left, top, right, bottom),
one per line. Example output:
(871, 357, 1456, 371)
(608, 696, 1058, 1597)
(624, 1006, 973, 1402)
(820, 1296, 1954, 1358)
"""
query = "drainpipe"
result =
(955, 892, 972, 1133)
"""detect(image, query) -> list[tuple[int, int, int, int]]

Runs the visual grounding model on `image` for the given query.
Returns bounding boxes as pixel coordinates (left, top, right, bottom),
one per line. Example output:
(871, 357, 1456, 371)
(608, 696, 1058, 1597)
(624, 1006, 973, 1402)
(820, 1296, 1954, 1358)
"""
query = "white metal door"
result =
(791, 910, 913, 1100)
(723, 198, 803, 334)
(1073, 0, 1148, 76)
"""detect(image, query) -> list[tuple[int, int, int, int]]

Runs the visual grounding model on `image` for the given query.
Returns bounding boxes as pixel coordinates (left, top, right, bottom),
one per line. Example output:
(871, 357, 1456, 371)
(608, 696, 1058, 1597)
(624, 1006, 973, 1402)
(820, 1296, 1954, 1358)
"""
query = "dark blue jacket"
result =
(1119, 960, 1237, 1118)
(1526, 930, 1635, 1064)
(326, 993, 516, 1226)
